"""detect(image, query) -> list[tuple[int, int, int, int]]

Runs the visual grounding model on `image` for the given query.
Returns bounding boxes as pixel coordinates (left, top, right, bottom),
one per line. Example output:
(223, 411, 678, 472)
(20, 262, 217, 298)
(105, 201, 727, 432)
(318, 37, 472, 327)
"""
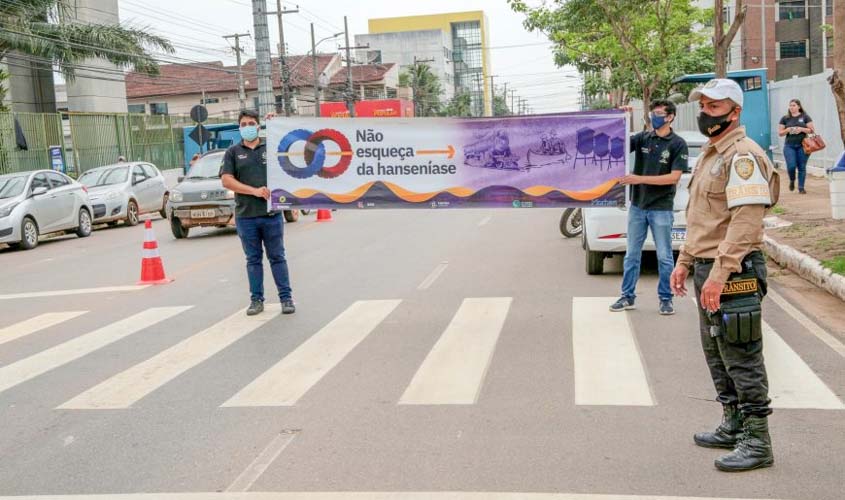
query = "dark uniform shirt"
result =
(629, 130, 689, 211)
(220, 141, 273, 218)
(778, 113, 813, 145)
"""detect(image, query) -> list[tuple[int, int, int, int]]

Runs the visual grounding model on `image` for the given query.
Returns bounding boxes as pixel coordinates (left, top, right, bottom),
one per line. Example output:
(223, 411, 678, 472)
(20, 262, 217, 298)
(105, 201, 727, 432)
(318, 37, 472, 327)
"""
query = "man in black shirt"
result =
(221, 110, 295, 316)
(610, 100, 689, 315)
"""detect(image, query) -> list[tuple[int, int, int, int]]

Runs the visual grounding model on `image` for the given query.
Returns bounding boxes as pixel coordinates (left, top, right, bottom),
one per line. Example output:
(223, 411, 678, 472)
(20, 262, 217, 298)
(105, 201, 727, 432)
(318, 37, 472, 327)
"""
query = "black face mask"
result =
(697, 109, 735, 138)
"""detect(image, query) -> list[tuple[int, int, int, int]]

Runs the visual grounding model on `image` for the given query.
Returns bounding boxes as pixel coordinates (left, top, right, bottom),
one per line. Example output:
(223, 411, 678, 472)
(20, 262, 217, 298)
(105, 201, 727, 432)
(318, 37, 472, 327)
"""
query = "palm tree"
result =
(0, 0, 173, 109)
(399, 63, 443, 117)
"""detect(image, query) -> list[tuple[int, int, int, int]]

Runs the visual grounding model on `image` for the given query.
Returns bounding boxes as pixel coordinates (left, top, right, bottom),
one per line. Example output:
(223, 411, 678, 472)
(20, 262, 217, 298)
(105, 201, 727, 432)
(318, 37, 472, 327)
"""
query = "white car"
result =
(78, 162, 168, 226)
(581, 130, 706, 275)
(0, 170, 93, 250)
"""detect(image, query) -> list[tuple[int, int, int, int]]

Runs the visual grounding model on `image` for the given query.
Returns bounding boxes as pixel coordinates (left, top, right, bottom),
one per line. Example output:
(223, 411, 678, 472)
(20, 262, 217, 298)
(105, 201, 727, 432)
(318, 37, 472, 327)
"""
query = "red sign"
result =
(320, 99, 414, 118)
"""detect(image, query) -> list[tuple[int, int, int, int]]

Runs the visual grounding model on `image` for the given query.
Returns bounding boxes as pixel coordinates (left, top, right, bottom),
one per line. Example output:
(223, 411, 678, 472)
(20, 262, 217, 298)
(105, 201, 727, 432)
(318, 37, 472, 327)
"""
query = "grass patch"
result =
(782, 223, 811, 237)
(815, 236, 845, 252)
(821, 256, 845, 276)
(771, 206, 787, 215)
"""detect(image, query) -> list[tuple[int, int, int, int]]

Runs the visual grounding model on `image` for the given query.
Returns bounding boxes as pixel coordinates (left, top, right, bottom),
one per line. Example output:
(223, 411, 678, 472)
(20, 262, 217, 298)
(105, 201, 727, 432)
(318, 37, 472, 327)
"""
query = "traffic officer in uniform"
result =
(670, 78, 780, 472)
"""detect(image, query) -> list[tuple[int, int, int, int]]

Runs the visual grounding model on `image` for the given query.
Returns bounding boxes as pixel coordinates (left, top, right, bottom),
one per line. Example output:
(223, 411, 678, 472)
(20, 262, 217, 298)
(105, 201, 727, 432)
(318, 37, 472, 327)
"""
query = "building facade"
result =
(727, 0, 833, 81)
(366, 11, 491, 116)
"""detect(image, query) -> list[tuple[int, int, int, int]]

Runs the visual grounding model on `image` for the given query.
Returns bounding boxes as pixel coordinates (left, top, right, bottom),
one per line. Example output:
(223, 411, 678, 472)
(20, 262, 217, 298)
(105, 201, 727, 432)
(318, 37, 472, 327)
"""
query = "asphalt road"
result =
(0, 209, 843, 500)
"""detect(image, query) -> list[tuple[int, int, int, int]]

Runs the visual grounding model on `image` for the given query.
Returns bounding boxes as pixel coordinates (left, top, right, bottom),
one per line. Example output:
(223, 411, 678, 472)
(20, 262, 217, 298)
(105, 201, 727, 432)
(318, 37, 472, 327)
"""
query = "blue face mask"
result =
(650, 113, 668, 130)
(240, 125, 259, 141)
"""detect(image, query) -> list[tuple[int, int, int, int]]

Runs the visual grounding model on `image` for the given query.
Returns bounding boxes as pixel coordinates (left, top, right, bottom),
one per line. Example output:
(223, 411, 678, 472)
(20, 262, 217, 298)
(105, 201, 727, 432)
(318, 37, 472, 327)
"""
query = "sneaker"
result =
(282, 299, 296, 315)
(246, 300, 264, 316)
(799, 188, 807, 194)
(609, 297, 636, 312)
(659, 299, 675, 315)
(789, 180, 795, 192)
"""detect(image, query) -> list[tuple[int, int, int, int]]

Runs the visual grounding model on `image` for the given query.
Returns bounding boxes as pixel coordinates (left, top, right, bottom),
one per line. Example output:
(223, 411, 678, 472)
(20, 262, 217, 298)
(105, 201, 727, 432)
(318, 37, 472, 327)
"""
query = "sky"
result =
(106, 0, 581, 112)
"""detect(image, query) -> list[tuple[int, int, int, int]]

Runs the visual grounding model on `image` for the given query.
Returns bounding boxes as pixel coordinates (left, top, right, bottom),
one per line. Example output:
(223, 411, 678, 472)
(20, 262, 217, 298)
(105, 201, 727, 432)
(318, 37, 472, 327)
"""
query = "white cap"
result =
(688, 78, 743, 107)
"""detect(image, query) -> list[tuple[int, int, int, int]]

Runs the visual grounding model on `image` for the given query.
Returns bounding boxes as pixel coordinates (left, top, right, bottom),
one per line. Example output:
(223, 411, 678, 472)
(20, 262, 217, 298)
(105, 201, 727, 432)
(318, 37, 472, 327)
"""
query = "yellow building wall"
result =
(369, 11, 491, 116)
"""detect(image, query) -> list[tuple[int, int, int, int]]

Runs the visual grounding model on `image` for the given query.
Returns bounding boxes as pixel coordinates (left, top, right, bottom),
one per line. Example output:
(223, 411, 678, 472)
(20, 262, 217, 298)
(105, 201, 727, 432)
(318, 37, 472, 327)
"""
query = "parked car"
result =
(581, 130, 707, 275)
(0, 170, 93, 250)
(167, 150, 302, 239)
(78, 162, 168, 226)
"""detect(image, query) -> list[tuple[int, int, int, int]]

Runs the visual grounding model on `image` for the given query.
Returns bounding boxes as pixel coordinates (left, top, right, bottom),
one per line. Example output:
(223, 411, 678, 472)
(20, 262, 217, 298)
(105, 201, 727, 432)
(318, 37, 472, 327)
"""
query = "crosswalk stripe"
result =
(572, 297, 654, 406)
(0, 285, 149, 300)
(58, 305, 279, 410)
(0, 307, 191, 395)
(399, 297, 511, 405)
(0, 311, 88, 346)
(222, 300, 401, 407)
(763, 321, 845, 410)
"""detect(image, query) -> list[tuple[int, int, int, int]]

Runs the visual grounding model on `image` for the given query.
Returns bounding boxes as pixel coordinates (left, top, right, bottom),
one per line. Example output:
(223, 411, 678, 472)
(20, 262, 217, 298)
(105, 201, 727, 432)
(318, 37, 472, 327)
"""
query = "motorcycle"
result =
(559, 208, 582, 238)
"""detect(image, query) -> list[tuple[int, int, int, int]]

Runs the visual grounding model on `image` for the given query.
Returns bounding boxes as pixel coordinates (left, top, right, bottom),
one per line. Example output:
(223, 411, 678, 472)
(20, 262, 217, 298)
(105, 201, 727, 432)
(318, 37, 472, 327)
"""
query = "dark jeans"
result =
(783, 142, 809, 190)
(235, 213, 292, 302)
(693, 251, 771, 417)
(621, 205, 675, 301)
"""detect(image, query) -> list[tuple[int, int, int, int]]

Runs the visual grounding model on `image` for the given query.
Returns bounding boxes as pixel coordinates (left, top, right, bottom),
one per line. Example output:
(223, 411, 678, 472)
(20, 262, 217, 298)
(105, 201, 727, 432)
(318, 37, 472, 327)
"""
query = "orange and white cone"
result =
(138, 220, 172, 285)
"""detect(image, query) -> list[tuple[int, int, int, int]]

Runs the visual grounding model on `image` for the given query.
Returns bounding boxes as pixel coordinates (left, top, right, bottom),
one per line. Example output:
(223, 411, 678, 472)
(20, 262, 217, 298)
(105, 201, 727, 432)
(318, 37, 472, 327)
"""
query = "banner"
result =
(267, 112, 628, 210)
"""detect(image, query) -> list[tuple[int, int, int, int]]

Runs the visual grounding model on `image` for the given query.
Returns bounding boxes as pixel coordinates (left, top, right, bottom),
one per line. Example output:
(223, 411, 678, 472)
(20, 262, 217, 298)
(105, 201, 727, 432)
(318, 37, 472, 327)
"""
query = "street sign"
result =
(190, 104, 208, 123)
(48, 146, 65, 173)
(188, 124, 211, 148)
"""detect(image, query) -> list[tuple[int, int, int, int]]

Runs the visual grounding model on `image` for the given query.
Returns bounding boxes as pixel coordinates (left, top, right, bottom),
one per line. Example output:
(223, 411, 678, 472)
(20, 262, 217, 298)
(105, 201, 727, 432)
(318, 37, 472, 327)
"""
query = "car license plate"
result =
(671, 228, 687, 241)
(190, 209, 216, 219)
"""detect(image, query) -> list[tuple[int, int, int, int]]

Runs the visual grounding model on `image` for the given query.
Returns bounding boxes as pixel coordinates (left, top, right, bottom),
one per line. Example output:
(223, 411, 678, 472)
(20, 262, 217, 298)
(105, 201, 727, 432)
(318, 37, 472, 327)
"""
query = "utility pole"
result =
(339, 16, 369, 117)
(268, 0, 299, 116)
(488, 75, 498, 117)
(223, 33, 251, 110)
(311, 23, 320, 117)
(509, 89, 516, 115)
(251, 0, 274, 116)
(502, 82, 508, 115)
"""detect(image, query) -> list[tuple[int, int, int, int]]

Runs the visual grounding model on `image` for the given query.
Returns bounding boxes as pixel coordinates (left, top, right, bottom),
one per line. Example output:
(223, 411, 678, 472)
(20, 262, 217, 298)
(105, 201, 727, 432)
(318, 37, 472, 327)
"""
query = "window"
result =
(128, 104, 146, 114)
(141, 164, 158, 178)
(201, 97, 219, 104)
(779, 40, 807, 59)
(31, 174, 50, 191)
(132, 165, 148, 183)
(742, 76, 763, 91)
(778, 1, 806, 20)
(828, 36, 834, 54)
(45, 172, 70, 188)
(149, 102, 168, 115)
(827, 1, 833, 16)
(366, 50, 382, 64)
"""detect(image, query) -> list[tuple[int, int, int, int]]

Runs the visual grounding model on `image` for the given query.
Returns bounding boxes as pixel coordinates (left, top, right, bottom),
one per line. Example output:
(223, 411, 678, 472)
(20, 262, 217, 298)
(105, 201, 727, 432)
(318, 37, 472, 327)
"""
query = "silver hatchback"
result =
(78, 162, 168, 226)
(0, 170, 93, 250)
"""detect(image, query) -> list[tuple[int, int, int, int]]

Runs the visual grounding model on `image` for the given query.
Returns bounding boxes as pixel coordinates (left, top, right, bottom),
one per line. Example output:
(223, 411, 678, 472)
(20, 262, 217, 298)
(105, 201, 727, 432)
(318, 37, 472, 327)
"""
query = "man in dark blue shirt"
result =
(221, 110, 295, 316)
(611, 100, 689, 315)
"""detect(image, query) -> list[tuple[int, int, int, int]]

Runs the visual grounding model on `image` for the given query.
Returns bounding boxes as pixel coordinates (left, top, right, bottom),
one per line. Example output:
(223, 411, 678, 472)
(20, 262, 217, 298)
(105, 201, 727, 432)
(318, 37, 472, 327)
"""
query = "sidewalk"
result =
(764, 173, 845, 302)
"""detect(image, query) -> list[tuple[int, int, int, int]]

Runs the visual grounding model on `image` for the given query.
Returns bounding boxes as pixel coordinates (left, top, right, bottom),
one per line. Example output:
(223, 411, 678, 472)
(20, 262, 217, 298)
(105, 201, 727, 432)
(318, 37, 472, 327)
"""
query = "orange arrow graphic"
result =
(416, 144, 455, 159)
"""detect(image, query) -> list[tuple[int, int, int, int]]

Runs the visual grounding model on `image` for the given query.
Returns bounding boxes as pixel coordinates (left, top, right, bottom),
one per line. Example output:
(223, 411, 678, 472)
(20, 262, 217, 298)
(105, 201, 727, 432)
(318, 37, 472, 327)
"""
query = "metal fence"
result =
(0, 111, 231, 176)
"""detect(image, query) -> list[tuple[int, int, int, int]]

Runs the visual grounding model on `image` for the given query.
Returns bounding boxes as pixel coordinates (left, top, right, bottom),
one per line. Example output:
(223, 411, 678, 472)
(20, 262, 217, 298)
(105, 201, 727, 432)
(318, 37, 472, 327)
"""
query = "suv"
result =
(581, 130, 706, 274)
(167, 150, 300, 239)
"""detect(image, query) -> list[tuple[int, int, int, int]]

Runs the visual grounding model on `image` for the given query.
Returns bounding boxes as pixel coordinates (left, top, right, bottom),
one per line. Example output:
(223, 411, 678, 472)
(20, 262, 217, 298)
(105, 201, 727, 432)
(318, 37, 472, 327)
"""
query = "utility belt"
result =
(699, 252, 765, 344)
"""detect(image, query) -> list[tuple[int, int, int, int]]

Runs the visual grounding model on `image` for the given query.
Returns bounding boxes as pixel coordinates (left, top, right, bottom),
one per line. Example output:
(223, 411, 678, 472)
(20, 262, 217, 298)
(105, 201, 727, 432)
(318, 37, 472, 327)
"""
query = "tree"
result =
(830, 0, 845, 147)
(493, 94, 511, 116)
(713, 0, 747, 77)
(399, 63, 443, 117)
(441, 91, 473, 117)
(0, 0, 173, 97)
(509, 0, 711, 126)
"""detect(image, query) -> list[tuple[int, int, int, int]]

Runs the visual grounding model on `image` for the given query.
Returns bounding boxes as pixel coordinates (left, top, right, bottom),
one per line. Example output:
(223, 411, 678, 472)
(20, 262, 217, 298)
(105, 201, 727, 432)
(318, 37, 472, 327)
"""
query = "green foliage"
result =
(441, 92, 473, 117)
(493, 94, 511, 116)
(400, 63, 443, 117)
(821, 256, 845, 276)
(508, 0, 713, 112)
(0, 68, 8, 112)
(0, 0, 174, 79)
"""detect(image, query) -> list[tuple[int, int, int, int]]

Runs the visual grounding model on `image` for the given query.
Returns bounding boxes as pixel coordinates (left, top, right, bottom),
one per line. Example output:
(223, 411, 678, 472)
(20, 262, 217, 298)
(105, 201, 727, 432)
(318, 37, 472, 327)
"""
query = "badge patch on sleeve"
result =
(726, 154, 771, 208)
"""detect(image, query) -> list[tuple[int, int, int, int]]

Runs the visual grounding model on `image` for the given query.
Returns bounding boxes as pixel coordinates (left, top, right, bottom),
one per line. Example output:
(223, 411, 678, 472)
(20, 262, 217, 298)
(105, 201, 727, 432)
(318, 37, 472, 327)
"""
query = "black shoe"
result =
(789, 180, 795, 192)
(246, 300, 264, 316)
(715, 415, 774, 472)
(694, 404, 743, 449)
(282, 299, 296, 315)
(799, 188, 807, 194)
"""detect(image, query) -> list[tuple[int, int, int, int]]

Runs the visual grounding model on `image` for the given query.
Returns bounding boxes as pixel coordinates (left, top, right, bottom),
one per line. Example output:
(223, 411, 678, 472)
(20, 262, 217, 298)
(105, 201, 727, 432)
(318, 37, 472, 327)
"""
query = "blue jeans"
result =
(783, 142, 808, 190)
(621, 205, 674, 301)
(235, 213, 292, 302)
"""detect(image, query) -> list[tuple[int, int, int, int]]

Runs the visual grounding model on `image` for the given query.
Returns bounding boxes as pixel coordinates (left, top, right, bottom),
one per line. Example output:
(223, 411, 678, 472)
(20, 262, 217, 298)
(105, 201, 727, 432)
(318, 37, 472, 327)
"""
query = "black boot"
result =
(789, 180, 795, 192)
(715, 415, 774, 472)
(694, 404, 742, 449)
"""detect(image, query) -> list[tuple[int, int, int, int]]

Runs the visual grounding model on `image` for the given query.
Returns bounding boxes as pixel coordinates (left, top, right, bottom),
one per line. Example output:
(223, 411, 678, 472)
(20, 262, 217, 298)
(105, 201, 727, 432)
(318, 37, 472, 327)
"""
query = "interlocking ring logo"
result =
(277, 128, 352, 179)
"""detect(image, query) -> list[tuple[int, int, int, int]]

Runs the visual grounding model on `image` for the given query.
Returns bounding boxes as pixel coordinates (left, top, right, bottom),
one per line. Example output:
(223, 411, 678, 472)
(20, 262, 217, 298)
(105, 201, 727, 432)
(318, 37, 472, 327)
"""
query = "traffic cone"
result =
(316, 209, 332, 222)
(138, 220, 172, 285)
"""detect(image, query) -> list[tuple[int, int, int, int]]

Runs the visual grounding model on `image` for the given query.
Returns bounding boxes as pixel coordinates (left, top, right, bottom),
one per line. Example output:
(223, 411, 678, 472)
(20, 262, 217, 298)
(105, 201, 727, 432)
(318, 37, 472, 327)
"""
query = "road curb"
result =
(763, 235, 845, 303)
